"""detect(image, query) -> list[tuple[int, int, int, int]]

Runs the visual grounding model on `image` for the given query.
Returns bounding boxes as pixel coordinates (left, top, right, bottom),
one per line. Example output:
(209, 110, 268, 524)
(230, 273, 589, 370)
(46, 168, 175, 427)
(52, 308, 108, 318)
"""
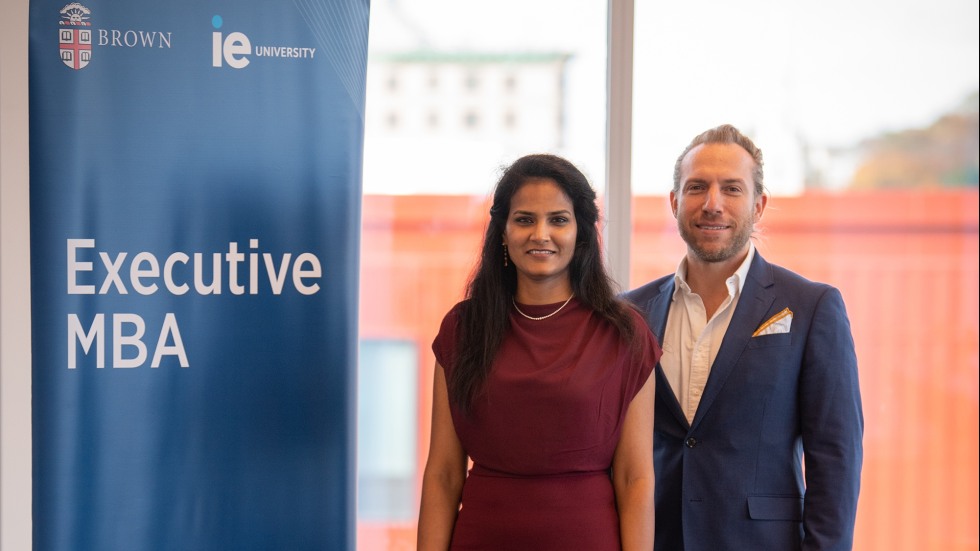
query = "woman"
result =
(418, 154, 661, 550)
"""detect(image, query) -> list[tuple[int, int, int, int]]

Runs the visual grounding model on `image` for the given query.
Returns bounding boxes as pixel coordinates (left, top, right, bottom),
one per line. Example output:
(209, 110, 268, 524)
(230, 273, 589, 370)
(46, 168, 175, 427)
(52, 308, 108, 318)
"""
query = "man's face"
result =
(670, 143, 766, 264)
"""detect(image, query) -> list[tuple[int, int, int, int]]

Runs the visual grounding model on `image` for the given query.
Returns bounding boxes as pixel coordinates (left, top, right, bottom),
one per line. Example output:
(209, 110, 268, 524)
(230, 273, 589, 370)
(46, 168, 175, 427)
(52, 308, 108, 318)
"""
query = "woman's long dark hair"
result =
(448, 154, 638, 412)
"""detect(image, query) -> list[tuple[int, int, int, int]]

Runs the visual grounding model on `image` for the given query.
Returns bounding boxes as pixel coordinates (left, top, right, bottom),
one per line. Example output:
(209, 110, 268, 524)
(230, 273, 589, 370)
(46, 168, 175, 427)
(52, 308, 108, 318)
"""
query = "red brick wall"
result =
(359, 189, 980, 551)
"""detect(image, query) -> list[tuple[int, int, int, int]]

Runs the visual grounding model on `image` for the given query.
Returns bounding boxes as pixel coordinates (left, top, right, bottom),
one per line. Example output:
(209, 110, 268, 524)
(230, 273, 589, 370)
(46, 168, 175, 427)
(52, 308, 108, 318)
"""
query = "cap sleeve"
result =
(431, 301, 465, 374)
(627, 308, 662, 401)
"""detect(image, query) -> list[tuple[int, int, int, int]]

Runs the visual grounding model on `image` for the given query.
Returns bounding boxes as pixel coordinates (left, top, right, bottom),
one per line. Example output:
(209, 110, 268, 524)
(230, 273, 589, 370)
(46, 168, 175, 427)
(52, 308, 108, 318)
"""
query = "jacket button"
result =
(685, 437, 698, 448)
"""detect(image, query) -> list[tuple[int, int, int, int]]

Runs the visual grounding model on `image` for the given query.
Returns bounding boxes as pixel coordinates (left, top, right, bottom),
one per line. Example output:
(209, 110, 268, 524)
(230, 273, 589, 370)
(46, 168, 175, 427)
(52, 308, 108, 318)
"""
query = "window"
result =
(384, 112, 399, 129)
(385, 73, 398, 92)
(464, 71, 480, 91)
(359, 3, 607, 549)
(357, 340, 418, 523)
(632, 2, 979, 550)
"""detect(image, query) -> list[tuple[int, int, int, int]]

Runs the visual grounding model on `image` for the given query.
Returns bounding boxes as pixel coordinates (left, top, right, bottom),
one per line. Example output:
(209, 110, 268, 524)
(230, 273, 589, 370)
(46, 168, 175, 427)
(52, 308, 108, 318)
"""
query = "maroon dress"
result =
(432, 298, 661, 550)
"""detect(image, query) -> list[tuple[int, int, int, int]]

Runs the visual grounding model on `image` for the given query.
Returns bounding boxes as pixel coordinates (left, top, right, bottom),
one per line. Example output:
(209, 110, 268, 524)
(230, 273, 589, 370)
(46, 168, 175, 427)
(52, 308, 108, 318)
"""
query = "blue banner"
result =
(29, 1, 368, 549)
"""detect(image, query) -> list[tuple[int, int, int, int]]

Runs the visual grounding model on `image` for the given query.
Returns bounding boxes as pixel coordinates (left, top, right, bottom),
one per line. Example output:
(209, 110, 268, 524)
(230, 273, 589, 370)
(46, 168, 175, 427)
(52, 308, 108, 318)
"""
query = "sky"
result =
(365, 0, 979, 195)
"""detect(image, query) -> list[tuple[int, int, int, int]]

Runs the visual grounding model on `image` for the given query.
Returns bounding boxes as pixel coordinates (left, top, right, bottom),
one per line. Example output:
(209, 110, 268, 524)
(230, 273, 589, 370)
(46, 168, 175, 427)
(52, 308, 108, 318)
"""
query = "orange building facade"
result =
(358, 189, 980, 551)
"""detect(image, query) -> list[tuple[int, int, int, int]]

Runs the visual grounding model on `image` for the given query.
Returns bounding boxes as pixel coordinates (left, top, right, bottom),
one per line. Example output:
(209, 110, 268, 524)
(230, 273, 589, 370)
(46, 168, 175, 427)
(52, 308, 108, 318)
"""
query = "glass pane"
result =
(364, 1, 608, 195)
(359, 1, 608, 548)
(632, 1, 979, 549)
(633, 0, 978, 195)
(357, 340, 418, 523)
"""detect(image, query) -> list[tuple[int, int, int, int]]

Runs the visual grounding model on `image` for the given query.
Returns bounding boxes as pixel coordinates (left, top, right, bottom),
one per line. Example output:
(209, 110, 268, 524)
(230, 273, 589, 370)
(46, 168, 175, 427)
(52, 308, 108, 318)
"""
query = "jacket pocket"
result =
(746, 332, 793, 349)
(747, 494, 803, 521)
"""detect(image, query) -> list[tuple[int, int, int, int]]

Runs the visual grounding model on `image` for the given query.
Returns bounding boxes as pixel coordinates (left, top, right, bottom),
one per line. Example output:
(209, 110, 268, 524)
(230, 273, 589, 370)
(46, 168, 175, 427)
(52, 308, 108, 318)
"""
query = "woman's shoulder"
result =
(442, 299, 471, 321)
(433, 300, 470, 365)
(435, 299, 474, 338)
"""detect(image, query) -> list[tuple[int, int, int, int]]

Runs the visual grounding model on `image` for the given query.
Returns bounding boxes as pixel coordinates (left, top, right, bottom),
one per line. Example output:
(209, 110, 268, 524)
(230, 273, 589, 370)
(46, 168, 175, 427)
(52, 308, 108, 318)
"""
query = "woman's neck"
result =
(514, 278, 574, 305)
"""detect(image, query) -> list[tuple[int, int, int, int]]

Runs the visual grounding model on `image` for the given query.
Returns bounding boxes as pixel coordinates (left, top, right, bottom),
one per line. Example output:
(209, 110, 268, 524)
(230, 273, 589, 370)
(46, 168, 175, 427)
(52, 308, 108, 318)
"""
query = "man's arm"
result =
(799, 286, 864, 551)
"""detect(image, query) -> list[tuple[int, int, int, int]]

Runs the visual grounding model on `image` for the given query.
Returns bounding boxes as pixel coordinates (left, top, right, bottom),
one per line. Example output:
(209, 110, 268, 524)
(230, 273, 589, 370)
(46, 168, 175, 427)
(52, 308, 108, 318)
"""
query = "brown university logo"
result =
(59, 3, 92, 70)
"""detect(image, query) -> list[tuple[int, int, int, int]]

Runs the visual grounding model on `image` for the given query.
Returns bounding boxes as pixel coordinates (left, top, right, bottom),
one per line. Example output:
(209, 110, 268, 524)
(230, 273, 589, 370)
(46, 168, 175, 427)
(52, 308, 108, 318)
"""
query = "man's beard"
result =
(678, 219, 754, 263)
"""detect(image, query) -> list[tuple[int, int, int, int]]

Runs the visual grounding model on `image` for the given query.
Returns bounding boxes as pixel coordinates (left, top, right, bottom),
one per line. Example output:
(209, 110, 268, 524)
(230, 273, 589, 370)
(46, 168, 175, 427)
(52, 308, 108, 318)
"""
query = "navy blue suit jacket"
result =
(625, 252, 863, 551)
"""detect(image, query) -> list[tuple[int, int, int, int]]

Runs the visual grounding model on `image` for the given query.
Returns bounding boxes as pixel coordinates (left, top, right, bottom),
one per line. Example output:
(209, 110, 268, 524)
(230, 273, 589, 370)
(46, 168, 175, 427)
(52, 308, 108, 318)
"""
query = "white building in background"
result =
(363, 51, 572, 195)
(360, 0, 602, 195)
(370, 52, 570, 150)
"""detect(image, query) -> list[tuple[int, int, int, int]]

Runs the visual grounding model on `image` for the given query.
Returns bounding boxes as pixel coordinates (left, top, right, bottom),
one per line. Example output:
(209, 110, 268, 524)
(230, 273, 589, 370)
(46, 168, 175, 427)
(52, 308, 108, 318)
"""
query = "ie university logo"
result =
(59, 3, 92, 70)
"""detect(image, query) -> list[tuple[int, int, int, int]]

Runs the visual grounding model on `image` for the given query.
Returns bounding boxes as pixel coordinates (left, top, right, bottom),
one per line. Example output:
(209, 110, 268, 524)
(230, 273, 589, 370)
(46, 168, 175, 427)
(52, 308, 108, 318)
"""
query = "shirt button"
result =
(685, 437, 698, 448)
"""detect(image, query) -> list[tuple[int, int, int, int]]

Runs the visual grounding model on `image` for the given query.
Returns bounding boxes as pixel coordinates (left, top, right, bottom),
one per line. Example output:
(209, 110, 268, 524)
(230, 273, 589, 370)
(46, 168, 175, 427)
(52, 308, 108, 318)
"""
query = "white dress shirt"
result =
(661, 244, 756, 424)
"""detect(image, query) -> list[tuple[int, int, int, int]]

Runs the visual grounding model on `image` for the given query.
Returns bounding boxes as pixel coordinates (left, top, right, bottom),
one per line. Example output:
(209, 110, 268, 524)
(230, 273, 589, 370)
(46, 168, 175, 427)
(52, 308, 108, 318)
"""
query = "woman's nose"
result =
(531, 221, 550, 242)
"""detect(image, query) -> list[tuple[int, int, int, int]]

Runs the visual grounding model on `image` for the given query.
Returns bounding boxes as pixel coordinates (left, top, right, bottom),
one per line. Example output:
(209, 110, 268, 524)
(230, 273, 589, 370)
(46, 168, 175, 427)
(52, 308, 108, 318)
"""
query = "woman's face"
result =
(503, 178, 577, 292)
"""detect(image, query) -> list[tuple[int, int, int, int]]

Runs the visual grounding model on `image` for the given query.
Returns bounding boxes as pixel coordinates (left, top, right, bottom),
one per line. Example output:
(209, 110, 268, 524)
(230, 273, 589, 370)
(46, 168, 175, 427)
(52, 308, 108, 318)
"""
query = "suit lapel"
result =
(689, 253, 776, 431)
(649, 279, 690, 430)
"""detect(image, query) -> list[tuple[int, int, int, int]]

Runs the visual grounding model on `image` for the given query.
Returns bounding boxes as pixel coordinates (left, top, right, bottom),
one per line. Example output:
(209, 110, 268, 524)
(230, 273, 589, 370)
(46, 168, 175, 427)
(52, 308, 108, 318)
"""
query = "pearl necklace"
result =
(512, 295, 574, 321)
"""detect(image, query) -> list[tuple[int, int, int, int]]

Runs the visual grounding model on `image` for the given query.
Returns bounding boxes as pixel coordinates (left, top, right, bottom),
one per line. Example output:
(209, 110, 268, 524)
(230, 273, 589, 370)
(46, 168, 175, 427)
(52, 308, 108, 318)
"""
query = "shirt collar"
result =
(672, 242, 756, 299)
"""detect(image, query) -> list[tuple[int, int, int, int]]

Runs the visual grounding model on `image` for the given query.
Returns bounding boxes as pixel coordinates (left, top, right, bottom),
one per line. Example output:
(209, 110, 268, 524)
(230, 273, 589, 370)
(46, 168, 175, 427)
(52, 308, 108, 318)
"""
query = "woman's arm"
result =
(417, 362, 468, 551)
(612, 374, 655, 551)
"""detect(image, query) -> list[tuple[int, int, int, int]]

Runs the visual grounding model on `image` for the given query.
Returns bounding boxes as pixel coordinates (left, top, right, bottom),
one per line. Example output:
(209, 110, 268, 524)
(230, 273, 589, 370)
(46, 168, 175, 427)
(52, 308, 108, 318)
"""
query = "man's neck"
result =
(683, 248, 749, 318)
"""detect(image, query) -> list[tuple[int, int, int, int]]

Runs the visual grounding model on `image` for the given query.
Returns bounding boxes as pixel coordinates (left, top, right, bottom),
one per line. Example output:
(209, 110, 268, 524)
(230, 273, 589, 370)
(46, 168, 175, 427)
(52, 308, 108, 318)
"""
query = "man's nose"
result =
(702, 186, 723, 213)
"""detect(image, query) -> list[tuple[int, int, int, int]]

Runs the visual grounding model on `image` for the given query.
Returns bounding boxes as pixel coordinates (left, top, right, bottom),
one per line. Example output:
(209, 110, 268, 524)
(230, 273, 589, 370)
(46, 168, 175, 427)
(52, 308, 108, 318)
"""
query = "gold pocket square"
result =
(753, 307, 793, 337)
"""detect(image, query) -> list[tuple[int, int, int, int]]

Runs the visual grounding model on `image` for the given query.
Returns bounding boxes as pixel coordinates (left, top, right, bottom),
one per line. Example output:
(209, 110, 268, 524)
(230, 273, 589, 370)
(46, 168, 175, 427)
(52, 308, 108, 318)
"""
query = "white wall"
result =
(0, 0, 33, 548)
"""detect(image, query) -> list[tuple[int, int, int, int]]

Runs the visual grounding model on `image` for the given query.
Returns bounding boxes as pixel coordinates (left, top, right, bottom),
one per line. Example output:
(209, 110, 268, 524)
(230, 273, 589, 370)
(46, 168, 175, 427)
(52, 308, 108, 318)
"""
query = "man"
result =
(626, 124, 863, 550)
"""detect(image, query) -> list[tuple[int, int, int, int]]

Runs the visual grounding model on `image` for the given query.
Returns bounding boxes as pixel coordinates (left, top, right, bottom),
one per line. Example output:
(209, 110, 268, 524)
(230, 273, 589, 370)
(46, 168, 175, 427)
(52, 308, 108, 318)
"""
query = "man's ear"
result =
(754, 193, 768, 222)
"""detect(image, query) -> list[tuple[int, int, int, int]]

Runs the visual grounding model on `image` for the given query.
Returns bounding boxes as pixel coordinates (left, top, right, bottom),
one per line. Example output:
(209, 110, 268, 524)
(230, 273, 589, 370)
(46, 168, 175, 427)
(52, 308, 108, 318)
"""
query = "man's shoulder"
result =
(758, 258, 835, 292)
(752, 256, 844, 308)
(623, 273, 674, 305)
